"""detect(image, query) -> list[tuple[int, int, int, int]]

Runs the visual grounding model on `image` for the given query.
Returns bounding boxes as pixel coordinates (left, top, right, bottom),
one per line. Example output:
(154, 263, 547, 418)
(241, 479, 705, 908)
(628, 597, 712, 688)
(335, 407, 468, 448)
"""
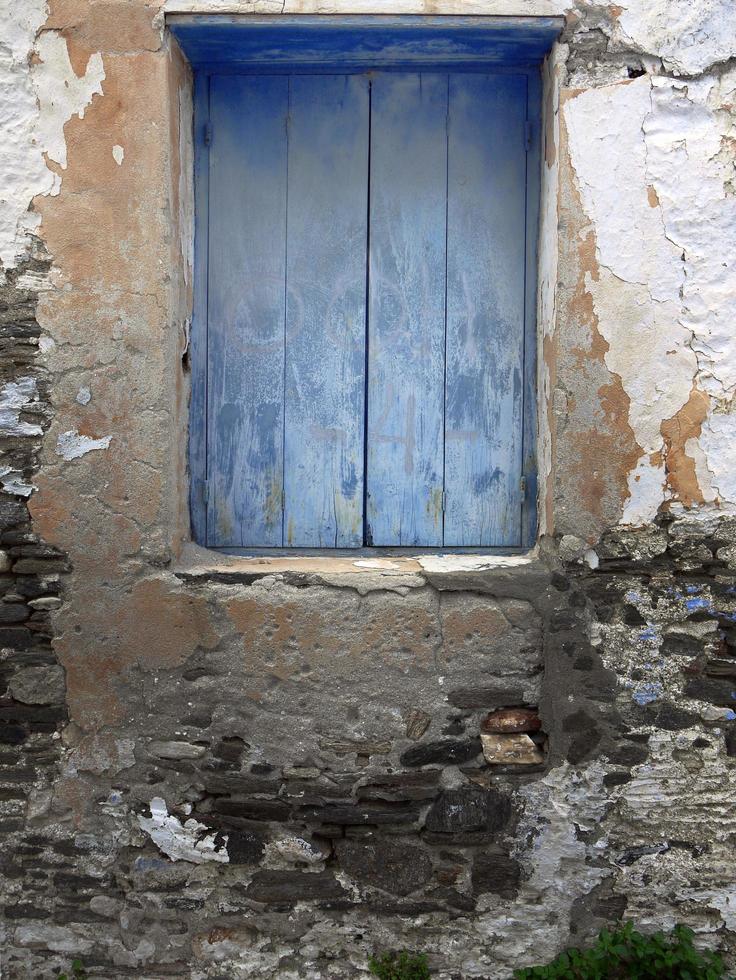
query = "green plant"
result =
(369, 950, 431, 980)
(514, 923, 726, 979)
(57, 958, 87, 980)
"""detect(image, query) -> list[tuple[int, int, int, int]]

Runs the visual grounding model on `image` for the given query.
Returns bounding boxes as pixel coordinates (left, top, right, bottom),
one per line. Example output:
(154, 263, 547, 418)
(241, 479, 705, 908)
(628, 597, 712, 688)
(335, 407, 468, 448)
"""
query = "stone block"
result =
(147, 740, 207, 760)
(424, 786, 511, 835)
(471, 850, 522, 899)
(481, 733, 544, 765)
(400, 738, 481, 767)
(336, 837, 432, 896)
(8, 665, 64, 705)
(245, 870, 347, 905)
(480, 708, 541, 734)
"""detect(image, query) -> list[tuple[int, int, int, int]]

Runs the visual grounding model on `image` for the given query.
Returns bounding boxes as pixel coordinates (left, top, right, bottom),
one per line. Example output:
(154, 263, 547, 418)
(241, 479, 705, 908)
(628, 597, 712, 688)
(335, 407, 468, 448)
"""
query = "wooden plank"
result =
(522, 69, 541, 549)
(367, 73, 448, 547)
(169, 16, 565, 70)
(443, 73, 527, 547)
(283, 75, 369, 548)
(206, 75, 288, 547)
(189, 72, 210, 545)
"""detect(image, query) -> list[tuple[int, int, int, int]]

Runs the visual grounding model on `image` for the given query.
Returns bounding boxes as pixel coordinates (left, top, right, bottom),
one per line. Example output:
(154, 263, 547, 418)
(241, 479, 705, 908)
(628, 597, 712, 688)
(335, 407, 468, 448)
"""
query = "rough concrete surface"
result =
(0, 0, 735, 977)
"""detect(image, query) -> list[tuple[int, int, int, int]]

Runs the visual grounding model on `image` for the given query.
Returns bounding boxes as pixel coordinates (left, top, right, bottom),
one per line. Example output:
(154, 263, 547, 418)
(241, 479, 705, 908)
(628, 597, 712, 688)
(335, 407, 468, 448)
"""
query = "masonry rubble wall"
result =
(1, 1, 735, 977)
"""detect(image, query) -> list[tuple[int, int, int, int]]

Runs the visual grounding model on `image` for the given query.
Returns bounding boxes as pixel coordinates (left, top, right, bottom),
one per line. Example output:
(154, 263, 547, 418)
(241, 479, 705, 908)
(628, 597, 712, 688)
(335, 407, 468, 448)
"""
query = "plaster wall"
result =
(0, 1, 735, 977)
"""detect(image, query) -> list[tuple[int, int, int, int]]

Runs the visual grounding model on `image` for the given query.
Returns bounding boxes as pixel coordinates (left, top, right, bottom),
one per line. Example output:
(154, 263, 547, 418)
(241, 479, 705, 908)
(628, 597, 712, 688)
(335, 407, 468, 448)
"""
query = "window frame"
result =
(181, 16, 550, 555)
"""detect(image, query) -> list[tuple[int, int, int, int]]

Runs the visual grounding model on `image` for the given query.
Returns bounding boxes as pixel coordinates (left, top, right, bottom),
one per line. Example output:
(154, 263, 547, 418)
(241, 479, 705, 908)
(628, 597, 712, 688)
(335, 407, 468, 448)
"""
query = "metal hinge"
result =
(281, 490, 286, 512)
(203, 479, 210, 505)
(520, 475, 527, 495)
(442, 491, 447, 513)
(204, 122, 212, 146)
(525, 121, 532, 152)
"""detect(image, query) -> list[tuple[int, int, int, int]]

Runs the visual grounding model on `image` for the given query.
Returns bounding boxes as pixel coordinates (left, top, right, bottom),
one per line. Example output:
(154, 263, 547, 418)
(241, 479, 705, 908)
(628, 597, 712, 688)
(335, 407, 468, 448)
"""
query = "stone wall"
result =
(1, 0, 735, 977)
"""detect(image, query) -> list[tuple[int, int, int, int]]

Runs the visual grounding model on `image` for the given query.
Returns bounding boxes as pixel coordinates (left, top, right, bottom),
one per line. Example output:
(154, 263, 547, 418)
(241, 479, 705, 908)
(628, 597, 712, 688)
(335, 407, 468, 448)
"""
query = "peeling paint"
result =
(0, 466, 36, 497)
(112, 144, 124, 166)
(55, 430, 112, 460)
(0, 10, 105, 270)
(0, 377, 43, 437)
(137, 797, 229, 864)
(564, 71, 736, 523)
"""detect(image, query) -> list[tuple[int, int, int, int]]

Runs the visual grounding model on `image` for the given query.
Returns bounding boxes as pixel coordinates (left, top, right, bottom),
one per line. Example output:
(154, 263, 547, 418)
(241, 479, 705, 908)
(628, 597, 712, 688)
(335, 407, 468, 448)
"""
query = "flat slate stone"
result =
(424, 786, 511, 835)
(336, 837, 432, 896)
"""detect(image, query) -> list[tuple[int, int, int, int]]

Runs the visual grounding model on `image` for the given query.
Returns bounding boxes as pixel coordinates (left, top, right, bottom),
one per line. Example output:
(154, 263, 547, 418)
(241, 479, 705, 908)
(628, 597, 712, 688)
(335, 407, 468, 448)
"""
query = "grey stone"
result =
(424, 786, 512, 835)
(336, 837, 433, 896)
(471, 850, 522, 898)
(8, 665, 65, 705)
(400, 738, 481, 767)
(147, 740, 207, 760)
(245, 870, 347, 905)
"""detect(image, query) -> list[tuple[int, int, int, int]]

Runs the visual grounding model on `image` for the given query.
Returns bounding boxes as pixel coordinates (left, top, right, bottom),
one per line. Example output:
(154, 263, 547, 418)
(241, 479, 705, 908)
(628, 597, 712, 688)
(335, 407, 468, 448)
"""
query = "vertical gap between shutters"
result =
(280, 77, 291, 549)
(440, 73, 451, 548)
(362, 76, 373, 547)
(204, 73, 212, 548)
(520, 72, 530, 546)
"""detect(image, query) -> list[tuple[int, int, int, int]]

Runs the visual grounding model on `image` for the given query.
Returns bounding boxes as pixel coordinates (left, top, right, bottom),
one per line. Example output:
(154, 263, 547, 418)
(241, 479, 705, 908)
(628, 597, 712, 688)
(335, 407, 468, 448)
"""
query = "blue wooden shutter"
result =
(207, 75, 288, 548)
(367, 74, 448, 547)
(283, 75, 369, 548)
(443, 74, 527, 547)
(203, 69, 531, 550)
(206, 74, 368, 549)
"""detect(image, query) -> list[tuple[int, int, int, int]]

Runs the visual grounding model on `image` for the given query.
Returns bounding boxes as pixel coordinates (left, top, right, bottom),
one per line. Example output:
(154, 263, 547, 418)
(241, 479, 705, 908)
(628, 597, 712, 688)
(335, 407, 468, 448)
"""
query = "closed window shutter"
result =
(204, 71, 529, 549)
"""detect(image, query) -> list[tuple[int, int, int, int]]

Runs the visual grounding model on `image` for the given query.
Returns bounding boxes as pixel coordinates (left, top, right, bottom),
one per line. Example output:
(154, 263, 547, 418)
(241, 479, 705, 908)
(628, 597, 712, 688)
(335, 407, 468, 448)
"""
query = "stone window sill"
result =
(174, 542, 546, 592)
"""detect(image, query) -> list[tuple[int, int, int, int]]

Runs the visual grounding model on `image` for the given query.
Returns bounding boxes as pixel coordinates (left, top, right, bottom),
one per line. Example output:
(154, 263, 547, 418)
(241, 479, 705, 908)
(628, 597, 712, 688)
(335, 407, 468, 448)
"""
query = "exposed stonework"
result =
(0, 0, 735, 977)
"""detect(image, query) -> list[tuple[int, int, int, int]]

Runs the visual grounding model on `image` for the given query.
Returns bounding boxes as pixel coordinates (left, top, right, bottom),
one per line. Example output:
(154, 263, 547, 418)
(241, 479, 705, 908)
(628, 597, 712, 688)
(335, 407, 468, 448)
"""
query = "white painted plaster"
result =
(615, 0, 736, 77)
(0, 5, 104, 270)
(138, 797, 229, 864)
(0, 377, 43, 437)
(112, 144, 125, 166)
(34, 33, 105, 171)
(537, 43, 564, 532)
(177, 81, 194, 284)
(0, 1, 49, 270)
(0, 466, 36, 497)
(564, 73, 736, 522)
(55, 430, 112, 460)
(76, 386, 91, 406)
(417, 553, 536, 573)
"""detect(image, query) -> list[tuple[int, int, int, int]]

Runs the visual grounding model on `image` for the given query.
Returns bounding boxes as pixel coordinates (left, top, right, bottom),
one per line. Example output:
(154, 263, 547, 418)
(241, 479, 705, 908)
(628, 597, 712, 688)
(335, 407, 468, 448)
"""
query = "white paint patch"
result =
(38, 336, 55, 354)
(0, 377, 42, 436)
(615, 0, 736, 77)
(76, 387, 91, 406)
(177, 83, 194, 284)
(417, 553, 535, 573)
(0, 6, 105, 270)
(0, 466, 35, 497)
(112, 144, 124, 166)
(34, 33, 105, 171)
(0, 1, 48, 269)
(55, 430, 112, 460)
(564, 73, 736, 522)
(138, 797, 229, 864)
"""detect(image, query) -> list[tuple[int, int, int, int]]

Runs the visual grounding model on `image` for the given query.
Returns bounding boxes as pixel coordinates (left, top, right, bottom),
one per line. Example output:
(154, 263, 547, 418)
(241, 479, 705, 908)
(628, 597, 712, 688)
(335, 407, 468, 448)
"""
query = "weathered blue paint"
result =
(522, 69, 542, 549)
(444, 73, 527, 547)
(367, 73, 448, 547)
(283, 75, 369, 548)
(189, 58, 546, 551)
(169, 15, 564, 71)
(189, 73, 209, 546)
(206, 75, 288, 547)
